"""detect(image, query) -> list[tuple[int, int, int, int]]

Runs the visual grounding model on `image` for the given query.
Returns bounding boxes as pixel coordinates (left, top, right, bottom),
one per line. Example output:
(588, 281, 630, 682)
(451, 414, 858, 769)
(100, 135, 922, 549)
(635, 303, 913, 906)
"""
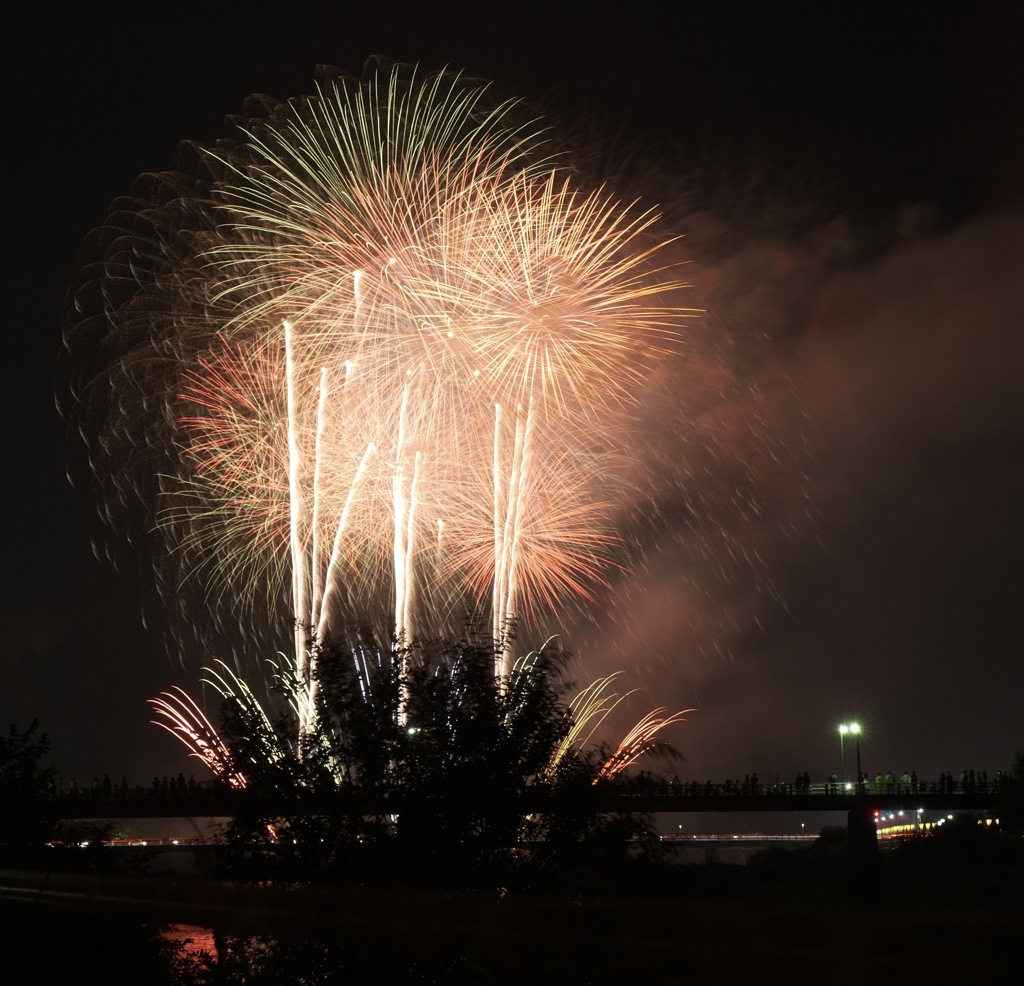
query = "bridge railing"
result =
(45, 772, 1007, 805)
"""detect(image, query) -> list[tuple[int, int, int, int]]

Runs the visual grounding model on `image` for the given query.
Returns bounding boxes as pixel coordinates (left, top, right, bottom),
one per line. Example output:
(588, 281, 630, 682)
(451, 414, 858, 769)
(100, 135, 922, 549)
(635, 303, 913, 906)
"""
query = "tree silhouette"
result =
(214, 632, 662, 890)
(0, 720, 56, 860)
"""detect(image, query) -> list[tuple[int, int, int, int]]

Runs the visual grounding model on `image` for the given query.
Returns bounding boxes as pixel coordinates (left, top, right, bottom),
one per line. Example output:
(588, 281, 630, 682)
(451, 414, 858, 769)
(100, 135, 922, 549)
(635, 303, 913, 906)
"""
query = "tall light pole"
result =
(851, 722, 862, 790)
(839, 722, 862, 788)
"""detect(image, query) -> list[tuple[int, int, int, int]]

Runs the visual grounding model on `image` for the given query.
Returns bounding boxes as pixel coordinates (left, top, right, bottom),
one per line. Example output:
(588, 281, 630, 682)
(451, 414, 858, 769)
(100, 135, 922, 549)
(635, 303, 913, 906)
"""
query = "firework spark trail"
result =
(309, 366, 330, 638)
(317, 439, 375, 641)
(65, 60, 690, 709)
(150, 687, 247, 788)
(594, 707, 694, 783)
(160, 645, 689, 801)
(284, 320, 310, 685)
(492, 401, 534, 663)
(544, 670, 634, 779)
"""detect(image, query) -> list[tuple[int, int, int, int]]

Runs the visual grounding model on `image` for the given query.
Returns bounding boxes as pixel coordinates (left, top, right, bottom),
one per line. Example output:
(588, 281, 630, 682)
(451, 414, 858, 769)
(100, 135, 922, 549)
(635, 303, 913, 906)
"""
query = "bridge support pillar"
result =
(847, 799, 879, 902)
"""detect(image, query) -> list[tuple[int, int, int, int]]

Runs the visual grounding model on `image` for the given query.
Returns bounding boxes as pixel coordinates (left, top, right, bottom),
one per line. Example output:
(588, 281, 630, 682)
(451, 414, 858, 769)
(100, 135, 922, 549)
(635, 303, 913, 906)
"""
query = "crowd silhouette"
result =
(48, 768, 1010, 803)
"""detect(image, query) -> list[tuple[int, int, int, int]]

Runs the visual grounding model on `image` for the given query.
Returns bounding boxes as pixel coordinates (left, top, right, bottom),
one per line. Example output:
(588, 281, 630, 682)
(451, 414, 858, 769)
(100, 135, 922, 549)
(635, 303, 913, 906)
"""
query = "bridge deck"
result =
(44, 791, 1001, 819)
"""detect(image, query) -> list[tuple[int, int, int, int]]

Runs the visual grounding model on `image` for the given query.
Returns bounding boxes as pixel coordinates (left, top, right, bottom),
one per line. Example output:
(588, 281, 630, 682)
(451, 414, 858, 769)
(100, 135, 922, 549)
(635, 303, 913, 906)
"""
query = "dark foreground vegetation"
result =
(4, 692, 1023, 984)
(3, 829, 1022, 986)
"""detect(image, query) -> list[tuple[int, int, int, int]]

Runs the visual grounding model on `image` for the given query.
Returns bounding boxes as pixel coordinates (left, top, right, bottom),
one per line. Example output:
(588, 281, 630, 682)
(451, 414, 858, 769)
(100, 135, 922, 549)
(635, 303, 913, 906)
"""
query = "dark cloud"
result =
(579, 206, 1023, 782)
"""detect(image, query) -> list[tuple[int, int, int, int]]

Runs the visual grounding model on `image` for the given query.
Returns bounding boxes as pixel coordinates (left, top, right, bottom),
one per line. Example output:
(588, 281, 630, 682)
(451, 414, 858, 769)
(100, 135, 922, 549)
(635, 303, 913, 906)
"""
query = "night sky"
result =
(4, 2, 1021, 791)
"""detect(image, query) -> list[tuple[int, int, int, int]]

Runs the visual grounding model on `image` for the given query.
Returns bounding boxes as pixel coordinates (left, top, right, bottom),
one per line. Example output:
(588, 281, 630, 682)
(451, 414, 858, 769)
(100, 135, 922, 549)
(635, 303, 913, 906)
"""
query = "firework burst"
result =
(65, 58, 689, 698)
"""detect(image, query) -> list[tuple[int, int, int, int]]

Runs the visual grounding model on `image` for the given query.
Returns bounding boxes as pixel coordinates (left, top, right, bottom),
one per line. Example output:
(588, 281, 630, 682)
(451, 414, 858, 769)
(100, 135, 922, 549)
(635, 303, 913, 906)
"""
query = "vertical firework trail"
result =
(64, 59, 687, 725)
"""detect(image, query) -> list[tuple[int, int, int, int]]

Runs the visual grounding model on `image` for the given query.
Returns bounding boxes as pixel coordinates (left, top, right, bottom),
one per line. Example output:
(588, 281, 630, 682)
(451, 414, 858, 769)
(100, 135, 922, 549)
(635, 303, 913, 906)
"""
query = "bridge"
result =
(43, 788, 1002, 820)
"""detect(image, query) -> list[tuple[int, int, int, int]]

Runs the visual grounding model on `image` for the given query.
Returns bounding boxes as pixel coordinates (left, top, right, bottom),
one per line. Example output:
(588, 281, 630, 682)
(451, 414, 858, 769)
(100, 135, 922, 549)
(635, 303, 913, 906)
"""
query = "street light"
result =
(839, 722, 862, 789)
